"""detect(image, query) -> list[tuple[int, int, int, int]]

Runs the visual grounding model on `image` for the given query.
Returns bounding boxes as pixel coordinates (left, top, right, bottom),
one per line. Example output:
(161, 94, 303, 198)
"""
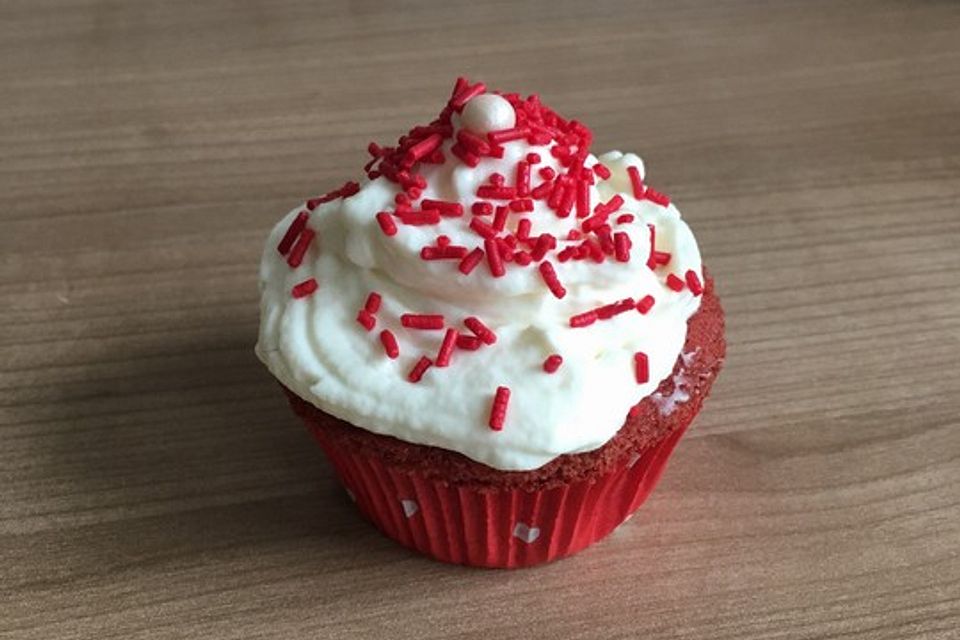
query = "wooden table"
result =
(3, 1, 959, 638)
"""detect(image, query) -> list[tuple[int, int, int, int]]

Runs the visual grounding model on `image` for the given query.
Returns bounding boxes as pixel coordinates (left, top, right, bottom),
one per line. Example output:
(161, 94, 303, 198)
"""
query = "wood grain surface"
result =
(2, 1, 959, 638)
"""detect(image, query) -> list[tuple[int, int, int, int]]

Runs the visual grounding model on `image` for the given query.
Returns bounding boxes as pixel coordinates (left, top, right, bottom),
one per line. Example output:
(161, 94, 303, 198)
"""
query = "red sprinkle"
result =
(484, 237, 505, 277)
(341, 180, 361, 197)
(514, 251, 533, 265)
(450, 76, 469, 99)
(379, 330, 399, 359)
(530, 180, 554, 199)
(291, 278, 318, 299)
(516, 161, 531, 197)
(557, 183, 576, 218)
(634, 352, 649, 384)
(471, 202, 493, 216)
(596, 297, 635, 319)
(594, 194, 624, 217)
(435, 328, 458, 367)
(408, 356, 433, 383)
(570, 310, 599, 328)
(666, 273, 686, 291)
(401, 314, 445, 330)
(477, 185, 518, 200)
(653, 251, 672, 266)
(488, 127, 530, 144)
(644, 187, 670, 207)
(397, 210, 441, 225)
(592, 163, 612, 180)
(455, 334, 483, 350)
(489, 172, 505, 186)
(376, 211, 398, 236)
(364, 292, 382, 314)
(627, 165, 644, 199)
(526, 152, 541, 164)
(464, 316, 497, 344)
(458, 129, 491, 155)
(404, 133, 443, 165)
(529, 131, 552, 145)
(458, 247, 485, 275)
(538, 166, 556, 180)
(497, 238, 513, 262)
(614, 231, 631, 262)
(287, 228, 315, 268)
(616, 214, 635, 225)
(488, 386, 511, 431)
(576, 180, 590, 218)
(421, 245, 469, 260)
(530, 233, 556, 261)
(582, 214, 608, 233)
(356, 309, 376, 331)
(450, 143, 480, 167)
(547, 179, 566, 210)
(538, 261, 567, 299)
(306, 181, 360, 210)
(470, 217, 497, 239)
(277, 211, 309, 255)
(450, 82, 486, 110)
(422, 150, 445, 165)
(685, 269, 704, 296)
(510, 198, 534, 212)
(421, 199, 464, 217)
(636, 295, 656, 314)
(493, 206, 509, 232)
(646, 224, 657, 269)
(543, 354, 563, 373)
(401, 173, 427, 190)
(517, 218, 532, 241)
(597, 226, 616, 253)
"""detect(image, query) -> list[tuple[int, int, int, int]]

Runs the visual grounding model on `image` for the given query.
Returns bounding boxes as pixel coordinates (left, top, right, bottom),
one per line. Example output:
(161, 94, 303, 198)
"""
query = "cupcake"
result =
(256, 78, 725, 568)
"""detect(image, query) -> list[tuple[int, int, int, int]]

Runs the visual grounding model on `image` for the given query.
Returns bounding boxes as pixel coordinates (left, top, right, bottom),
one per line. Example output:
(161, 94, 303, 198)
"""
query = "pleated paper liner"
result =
(308, 421, 688, 569)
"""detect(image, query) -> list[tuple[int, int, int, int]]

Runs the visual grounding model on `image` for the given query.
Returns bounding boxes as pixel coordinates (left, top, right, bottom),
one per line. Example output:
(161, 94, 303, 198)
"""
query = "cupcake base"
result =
(309, 416, 690, 568)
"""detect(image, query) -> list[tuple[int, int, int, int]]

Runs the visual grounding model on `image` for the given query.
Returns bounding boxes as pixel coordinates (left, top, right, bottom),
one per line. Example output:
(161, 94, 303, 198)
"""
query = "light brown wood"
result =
(2, 0, 959, 638)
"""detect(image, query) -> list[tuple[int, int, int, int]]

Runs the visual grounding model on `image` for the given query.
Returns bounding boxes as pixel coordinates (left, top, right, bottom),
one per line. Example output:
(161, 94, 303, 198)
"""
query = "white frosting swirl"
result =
(256, 104, 703, 471)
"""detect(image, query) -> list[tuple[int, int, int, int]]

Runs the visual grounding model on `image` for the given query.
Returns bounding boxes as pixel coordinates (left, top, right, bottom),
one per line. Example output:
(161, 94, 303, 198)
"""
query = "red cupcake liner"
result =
(307, 421, 689, 569)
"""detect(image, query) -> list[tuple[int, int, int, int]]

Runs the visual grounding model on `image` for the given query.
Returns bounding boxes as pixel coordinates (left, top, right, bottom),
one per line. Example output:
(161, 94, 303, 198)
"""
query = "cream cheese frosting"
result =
(256, 83, 704, 471)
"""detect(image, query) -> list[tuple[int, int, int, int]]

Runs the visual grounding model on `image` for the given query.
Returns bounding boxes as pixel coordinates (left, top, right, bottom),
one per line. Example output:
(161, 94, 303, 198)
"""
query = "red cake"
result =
(256, 78, 725, 567)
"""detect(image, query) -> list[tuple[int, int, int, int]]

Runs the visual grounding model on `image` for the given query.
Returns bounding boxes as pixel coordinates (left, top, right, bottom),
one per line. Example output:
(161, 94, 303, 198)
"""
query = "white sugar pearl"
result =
(461, 94, 516, 135)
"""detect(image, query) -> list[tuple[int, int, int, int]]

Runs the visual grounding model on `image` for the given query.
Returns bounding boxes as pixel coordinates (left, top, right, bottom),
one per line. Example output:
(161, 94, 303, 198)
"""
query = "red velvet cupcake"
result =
(256, 78, 725, 568)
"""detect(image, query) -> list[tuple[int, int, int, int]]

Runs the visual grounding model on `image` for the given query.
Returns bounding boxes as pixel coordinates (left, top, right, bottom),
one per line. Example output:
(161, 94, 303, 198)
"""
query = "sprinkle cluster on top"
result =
(276, 78, 703, 432)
